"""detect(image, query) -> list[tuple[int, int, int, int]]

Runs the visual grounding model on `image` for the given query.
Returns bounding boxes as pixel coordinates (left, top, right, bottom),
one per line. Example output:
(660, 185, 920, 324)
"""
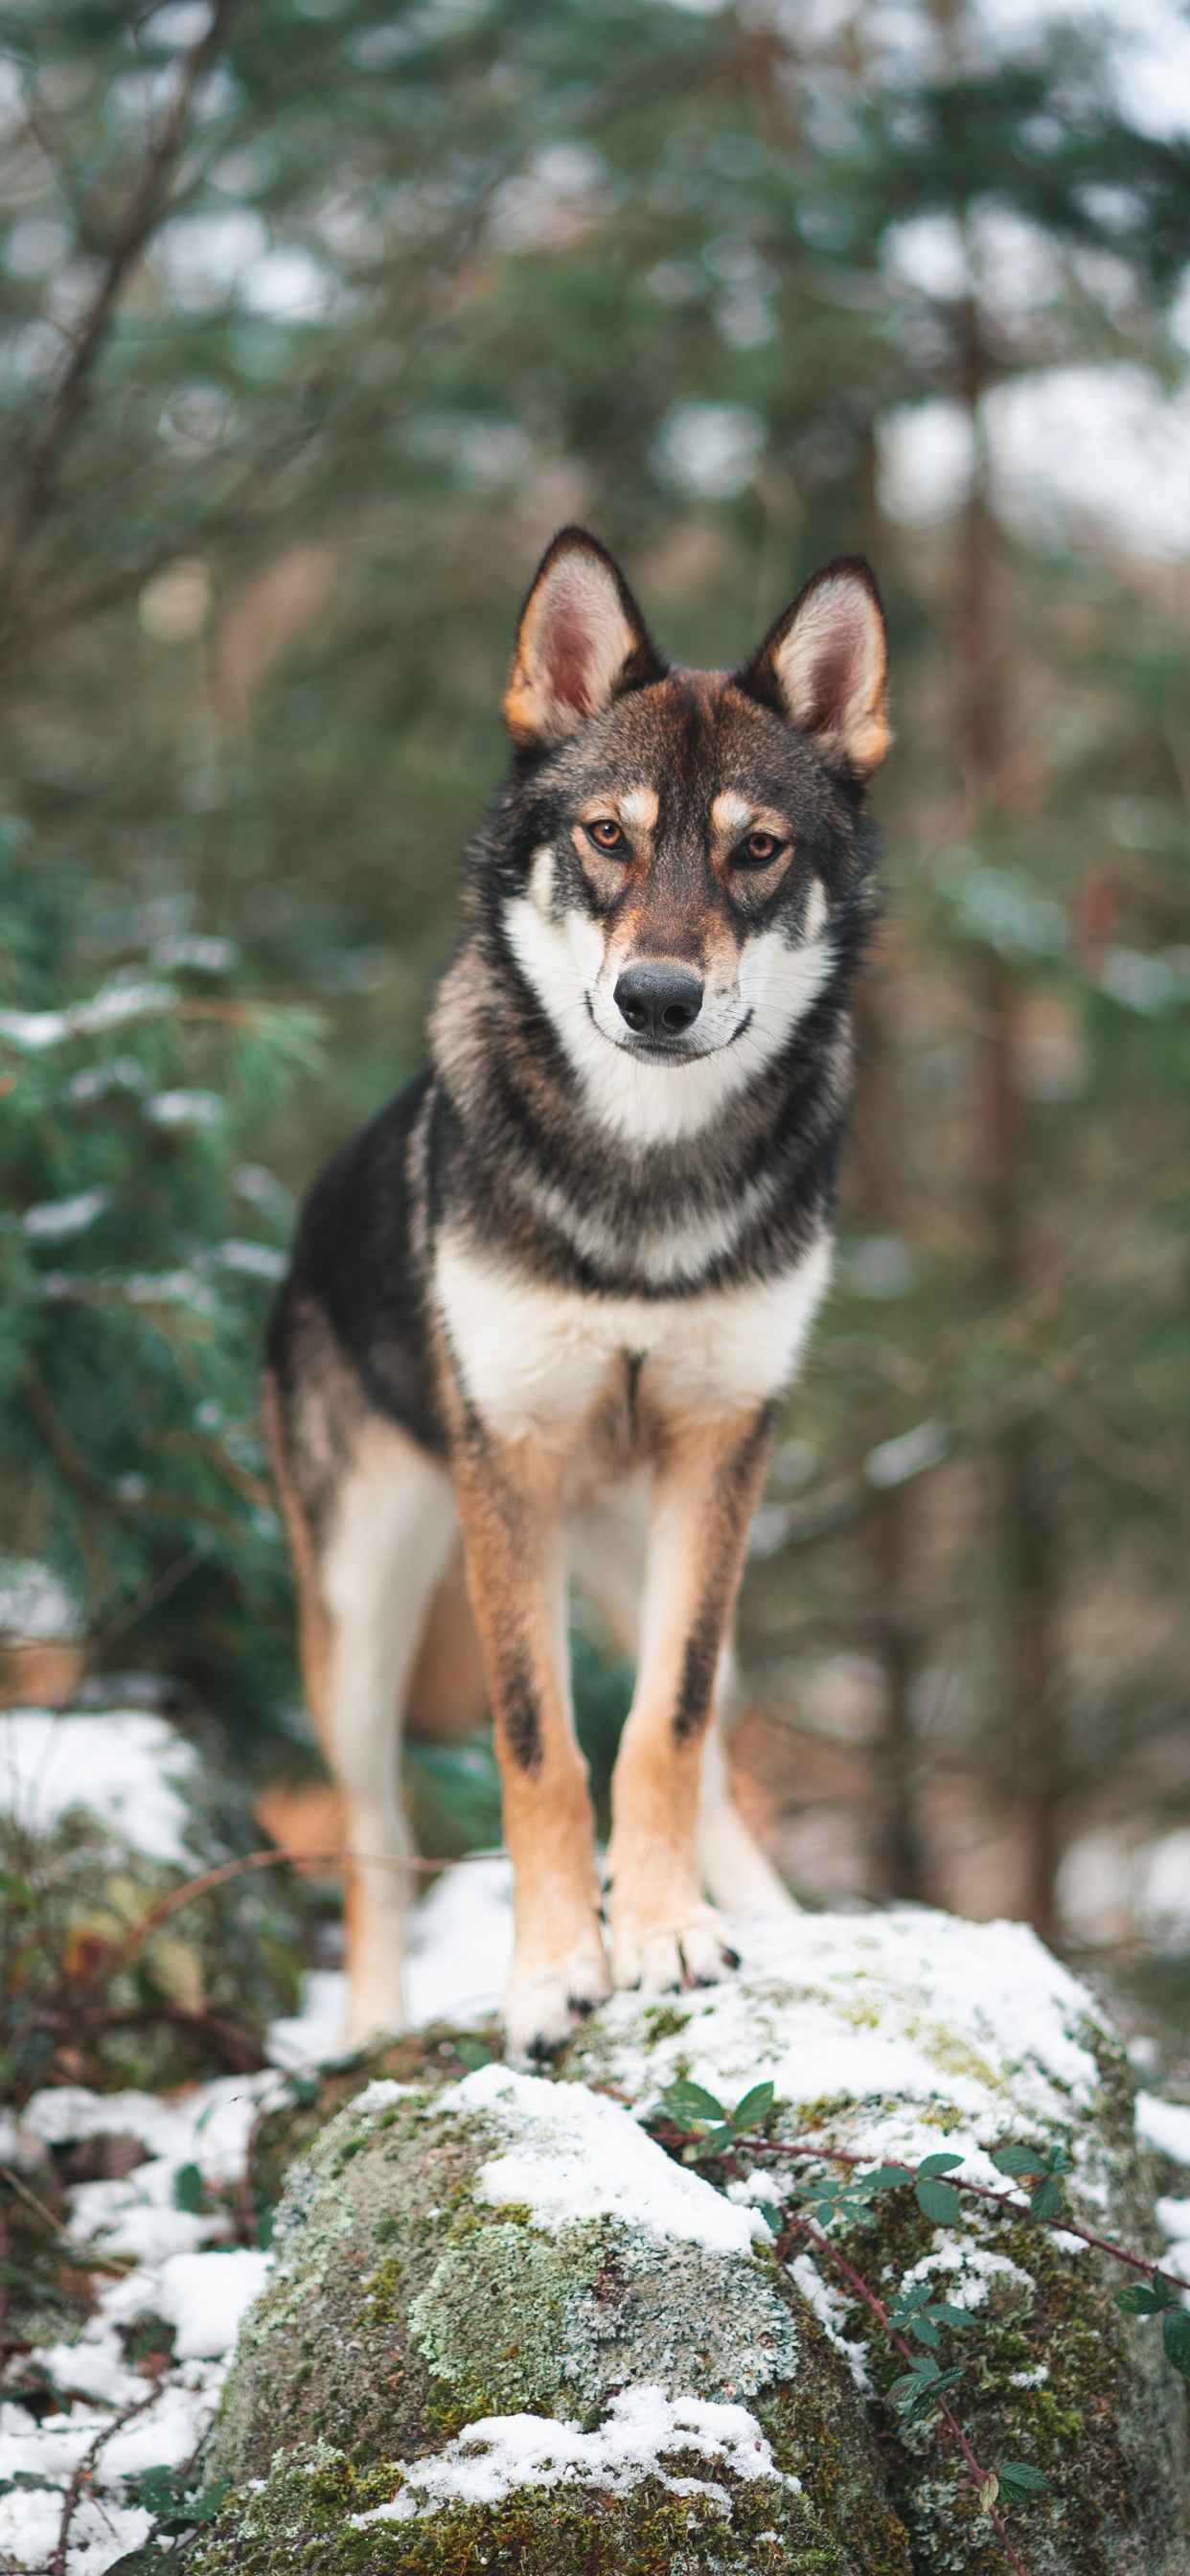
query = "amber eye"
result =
(586, 817, 625, 851)
(738, 829, 783, 866)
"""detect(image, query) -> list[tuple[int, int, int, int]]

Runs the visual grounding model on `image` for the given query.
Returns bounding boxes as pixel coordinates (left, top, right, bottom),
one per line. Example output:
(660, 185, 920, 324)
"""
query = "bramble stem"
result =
(783, 2214, 1033, 2576)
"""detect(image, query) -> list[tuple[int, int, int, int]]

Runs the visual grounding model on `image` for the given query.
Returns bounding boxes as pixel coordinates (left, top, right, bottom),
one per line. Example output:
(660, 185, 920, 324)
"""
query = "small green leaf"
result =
(0, 1871, 33, 1910)
(454, 2036, 495, 2071)
(916, 2177, 961, 2224)
(699, 2123, 735, 2156)
(1162, 2309, 1190, 2376)
(731, 2082, 774, 2131)
(918, 2152, 964, 2178)
(192, 2479, 230, 2523)
(992, 2144, 1044, 2179)
(173, 2162, 205, 2215)
(1115, 2284, 1164, 2314)
(662, 2081, 727, 2127)
(1029, 2175, 1064, 2221)
(1047, 2144, 1073, 2175)
(865, 2164, 914, 2192)
(995, 2460, 1052, 2502)
(909, 2314, 940, 2349)
(931, 2301, 974, 2330)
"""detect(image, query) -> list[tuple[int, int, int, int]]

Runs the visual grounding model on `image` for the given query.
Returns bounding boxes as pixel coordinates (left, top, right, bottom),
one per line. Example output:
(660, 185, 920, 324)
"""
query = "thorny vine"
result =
(647, 2076, 1190, 2576)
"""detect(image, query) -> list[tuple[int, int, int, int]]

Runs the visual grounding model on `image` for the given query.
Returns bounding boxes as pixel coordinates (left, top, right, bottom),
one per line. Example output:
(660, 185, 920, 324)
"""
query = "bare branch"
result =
(0, 0, 240, 629)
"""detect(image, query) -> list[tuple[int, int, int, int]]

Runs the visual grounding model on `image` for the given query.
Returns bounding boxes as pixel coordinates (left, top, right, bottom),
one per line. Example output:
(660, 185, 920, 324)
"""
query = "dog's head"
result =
(494, 527, 889, 1138)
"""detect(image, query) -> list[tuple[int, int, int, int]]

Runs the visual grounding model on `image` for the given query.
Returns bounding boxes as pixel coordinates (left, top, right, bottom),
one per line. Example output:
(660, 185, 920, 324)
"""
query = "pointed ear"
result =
(504, 527, 665, 753)
(738, 556, 890, 780)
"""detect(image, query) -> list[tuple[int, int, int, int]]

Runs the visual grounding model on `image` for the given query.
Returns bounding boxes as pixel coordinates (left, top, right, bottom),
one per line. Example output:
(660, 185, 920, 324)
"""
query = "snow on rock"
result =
(444, 2060, 767, 2254)
(1137, 2089, 1190, 2165)
(350, 2386, 800, 2525)
(0, 1709, 198, 1862)
(566, 1904, 1109, 2180)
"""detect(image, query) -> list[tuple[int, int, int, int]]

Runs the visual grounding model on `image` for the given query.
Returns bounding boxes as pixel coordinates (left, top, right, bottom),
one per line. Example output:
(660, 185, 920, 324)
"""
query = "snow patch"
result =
(787, 2253, 872, 2392)
(349, 2386, 800, 2524)
(0, 1711, 198, 1863)
(1137, 2091, 1190, 2166)
(155, 2248, 271, 2359)
(579, 1908, 1107, 2179)
(446, 2062, 766, 2256)
(405, 1855, 514, 2027)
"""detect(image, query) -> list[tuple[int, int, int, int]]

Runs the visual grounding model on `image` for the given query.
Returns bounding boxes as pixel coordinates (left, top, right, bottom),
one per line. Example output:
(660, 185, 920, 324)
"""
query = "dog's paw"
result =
(502, 1938, 610, 2066)
(609, 1905, 739, 1996)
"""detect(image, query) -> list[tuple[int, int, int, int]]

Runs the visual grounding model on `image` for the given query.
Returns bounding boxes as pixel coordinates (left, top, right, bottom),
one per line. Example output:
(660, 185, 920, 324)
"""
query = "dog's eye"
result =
(737, 830, 784, 866)
(586, 817, 625, 851)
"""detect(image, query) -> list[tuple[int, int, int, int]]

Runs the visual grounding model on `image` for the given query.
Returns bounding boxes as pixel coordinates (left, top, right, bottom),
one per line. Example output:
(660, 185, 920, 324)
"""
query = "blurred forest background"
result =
(2, 0, 1189, 2033)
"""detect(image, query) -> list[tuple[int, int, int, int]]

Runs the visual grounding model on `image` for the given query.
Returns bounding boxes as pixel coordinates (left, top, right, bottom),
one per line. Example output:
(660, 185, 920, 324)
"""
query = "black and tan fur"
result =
(265, 528, 890, 2058)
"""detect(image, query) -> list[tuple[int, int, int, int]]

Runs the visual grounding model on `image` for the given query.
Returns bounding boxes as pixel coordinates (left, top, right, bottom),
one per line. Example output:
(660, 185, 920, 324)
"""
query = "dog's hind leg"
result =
(267, 1383, 458, 2045)
(568, 1486, 795, 1916)
(696, 1680, 798, 1917)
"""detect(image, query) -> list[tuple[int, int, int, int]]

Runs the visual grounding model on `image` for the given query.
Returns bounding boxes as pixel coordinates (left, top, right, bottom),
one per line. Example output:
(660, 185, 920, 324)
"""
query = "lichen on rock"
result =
(195, 1909, 1190, 2575)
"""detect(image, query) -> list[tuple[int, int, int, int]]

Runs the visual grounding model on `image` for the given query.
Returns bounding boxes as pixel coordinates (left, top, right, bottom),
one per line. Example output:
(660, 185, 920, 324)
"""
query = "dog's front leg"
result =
(452, 1432, 608, 2061)
(606, 1402, 775, 1992)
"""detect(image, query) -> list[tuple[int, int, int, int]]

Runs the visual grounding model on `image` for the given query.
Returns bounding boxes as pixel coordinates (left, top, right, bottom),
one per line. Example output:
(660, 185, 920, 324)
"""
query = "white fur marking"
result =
(504, 894, 835, 1148)
(434, 1230, 834, 1438)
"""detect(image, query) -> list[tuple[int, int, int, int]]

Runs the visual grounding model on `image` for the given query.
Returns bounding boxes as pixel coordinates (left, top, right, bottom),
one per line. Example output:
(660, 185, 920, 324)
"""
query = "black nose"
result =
(614, 962, 703, 1039)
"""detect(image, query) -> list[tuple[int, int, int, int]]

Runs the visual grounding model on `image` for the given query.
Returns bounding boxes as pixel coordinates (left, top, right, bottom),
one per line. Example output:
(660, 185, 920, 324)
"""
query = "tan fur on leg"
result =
(606, 1403, 775, 1990)
(453, 1431, 607, 2059)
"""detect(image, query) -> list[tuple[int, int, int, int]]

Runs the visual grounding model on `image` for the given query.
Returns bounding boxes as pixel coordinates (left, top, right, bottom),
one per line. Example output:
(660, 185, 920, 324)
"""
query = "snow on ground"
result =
(265, 1855, 514, 2068)
(0, 1710, 198, 1863)
(349, 2386, 800, 2525)
(1, 2069, 278, 2570)
(1136, 2090, 1190, 2165)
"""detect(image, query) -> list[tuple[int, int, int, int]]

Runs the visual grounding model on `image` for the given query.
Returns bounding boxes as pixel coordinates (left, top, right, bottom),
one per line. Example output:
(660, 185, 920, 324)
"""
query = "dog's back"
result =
(266, 528, 888, 2058)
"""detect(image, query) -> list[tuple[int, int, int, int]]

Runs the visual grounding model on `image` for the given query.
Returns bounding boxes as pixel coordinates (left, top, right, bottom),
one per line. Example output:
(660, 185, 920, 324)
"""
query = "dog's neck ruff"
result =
(428, 924, 852, 1305)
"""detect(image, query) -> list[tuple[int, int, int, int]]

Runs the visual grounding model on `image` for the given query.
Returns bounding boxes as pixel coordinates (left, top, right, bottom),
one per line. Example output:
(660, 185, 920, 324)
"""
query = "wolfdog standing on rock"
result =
(264, 527, 890, 2061)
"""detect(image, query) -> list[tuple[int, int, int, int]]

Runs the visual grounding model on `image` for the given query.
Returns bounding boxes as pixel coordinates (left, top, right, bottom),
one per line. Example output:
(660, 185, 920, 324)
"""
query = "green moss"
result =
(190, 2436, 841, 2576)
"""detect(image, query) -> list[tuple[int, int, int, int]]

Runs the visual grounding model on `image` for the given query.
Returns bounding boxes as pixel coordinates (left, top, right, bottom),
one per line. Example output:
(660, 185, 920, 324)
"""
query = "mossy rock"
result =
(195, 1909, 1190, 2573)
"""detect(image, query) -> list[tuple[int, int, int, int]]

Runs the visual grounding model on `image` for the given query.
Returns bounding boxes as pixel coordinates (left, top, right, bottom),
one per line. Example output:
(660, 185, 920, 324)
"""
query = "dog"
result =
(263, 527, 889, 2061)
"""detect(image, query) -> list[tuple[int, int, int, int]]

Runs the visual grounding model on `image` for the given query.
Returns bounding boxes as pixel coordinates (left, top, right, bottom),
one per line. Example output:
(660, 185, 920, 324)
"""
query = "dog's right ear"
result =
(504, 528, 665, 753)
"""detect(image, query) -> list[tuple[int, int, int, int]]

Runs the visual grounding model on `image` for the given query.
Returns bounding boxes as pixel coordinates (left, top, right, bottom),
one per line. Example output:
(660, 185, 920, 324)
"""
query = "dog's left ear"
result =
(738, 556, 890, 780)
(504, 527, 665, 752)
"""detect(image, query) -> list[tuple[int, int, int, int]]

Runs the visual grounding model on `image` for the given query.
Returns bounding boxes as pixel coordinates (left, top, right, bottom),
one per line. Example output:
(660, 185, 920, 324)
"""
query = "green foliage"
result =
(658, 2075, 774, 2161)
(649, 2084, 1190, 2558)
(123, 2467, 230, 2540)
(0, 813, 318, 1730)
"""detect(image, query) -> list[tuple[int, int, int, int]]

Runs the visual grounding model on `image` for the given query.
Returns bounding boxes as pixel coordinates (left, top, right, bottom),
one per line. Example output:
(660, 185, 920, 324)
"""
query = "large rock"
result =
(195, 1909, 1190, 2574)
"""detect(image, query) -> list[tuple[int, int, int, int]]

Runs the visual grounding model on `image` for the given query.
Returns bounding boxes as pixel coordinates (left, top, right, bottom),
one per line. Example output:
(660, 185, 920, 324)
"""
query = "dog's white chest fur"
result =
(434, 1227, 833, 1438)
